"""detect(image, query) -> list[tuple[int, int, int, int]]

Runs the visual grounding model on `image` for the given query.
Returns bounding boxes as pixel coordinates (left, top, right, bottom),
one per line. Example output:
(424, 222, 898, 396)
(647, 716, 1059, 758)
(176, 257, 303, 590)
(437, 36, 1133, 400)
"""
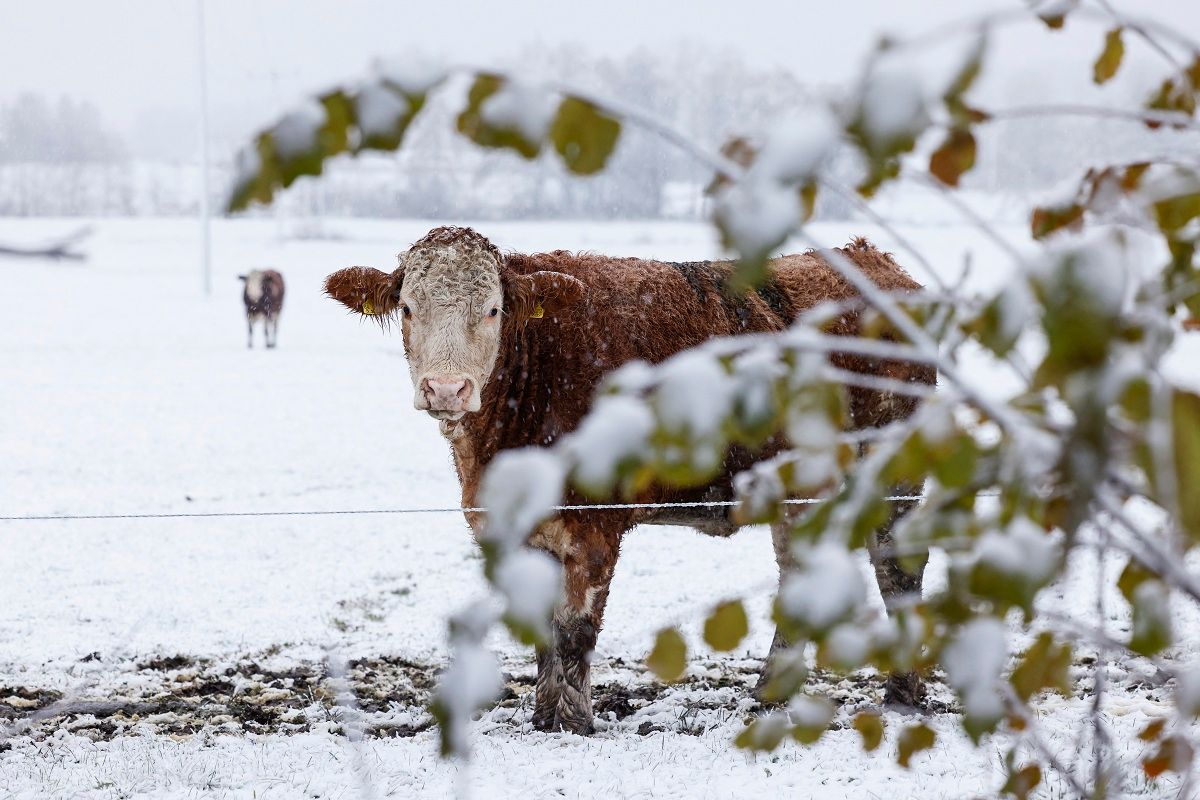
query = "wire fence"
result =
(0, 496, 931, 523)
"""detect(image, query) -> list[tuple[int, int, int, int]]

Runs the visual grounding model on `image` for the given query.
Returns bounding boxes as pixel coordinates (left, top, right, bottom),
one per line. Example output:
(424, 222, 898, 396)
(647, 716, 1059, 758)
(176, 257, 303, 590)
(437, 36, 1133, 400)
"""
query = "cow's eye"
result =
(402, 305, 412, 319)
(488, 307, 499, 318)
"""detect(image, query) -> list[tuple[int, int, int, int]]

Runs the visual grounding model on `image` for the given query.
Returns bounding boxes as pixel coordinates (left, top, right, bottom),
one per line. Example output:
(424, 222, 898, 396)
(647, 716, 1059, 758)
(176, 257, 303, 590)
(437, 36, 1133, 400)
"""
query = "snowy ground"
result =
(1, 216, 1198, 798)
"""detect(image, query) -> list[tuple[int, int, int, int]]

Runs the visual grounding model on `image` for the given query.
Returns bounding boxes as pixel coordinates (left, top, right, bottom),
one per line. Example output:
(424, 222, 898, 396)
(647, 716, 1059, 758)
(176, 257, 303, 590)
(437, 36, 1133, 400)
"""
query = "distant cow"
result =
(324, 227, 935, 734)
(239, 269, 285, 348)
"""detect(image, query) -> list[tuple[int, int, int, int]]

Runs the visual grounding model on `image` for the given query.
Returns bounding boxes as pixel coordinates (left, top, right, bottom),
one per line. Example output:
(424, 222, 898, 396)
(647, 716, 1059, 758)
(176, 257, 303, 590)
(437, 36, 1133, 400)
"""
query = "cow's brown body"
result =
(326, 228, 935, 734)
(444, 235, 933, 732)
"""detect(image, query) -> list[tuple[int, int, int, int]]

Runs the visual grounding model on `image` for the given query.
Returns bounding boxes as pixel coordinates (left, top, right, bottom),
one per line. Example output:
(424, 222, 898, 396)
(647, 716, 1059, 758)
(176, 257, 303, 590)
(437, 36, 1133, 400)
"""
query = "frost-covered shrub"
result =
(236, 4, 1200, 794)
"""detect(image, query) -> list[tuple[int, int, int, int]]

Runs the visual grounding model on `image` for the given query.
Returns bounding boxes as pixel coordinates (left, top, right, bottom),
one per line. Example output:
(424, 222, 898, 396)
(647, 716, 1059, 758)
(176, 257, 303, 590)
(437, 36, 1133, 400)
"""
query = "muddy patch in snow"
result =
(1, 653, 440, 744)
(3, 652, 927, 744)
(9, 649, 1160, 747)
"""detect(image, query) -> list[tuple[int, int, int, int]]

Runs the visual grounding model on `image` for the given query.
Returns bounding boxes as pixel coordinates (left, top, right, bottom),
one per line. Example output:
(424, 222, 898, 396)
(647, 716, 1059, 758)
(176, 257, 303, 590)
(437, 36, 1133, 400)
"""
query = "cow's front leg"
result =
(532, 529, 617, 735)
(531, 640, 562, 731)
(866, 487, 927, 708)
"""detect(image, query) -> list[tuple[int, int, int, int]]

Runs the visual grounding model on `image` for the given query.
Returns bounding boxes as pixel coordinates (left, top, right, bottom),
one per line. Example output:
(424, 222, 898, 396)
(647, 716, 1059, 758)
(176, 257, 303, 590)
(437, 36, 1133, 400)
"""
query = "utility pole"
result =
(196, 0, 212, 296)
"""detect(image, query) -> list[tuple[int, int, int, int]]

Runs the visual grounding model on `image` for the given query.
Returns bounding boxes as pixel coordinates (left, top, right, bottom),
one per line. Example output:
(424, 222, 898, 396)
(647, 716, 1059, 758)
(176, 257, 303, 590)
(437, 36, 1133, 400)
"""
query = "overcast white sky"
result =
(3, 0, 1198, 156)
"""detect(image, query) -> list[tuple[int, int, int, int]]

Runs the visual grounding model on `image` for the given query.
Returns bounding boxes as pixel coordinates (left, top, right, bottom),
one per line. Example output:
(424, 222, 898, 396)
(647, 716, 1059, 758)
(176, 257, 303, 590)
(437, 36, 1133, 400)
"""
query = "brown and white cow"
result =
(240, 269, 286, 348)
(325, 226, 935, 734)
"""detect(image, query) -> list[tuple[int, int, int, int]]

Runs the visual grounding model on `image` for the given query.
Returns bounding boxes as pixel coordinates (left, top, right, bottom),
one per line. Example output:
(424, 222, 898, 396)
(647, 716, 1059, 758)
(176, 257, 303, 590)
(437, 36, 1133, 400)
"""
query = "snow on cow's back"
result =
(503, 239, 924, 366)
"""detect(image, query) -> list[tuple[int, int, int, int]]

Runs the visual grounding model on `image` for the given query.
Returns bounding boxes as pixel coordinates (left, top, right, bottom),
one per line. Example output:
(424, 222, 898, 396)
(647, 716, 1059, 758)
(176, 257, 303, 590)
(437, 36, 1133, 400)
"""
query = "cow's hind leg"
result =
(755, 515, 799, 702)
(246, 315, 254, 348)
(867, 485, 927, 708)
(266, 314, 278, 348)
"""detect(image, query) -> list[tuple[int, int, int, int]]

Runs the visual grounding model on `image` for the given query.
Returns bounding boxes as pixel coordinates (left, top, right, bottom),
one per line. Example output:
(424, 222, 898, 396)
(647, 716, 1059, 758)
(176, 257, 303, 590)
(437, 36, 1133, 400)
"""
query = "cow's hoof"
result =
(752, 670, 783, 707)
(883, 671, 927, 712)
(532, 714, 556, 733)
(753, 644, 806, 707)
(551, 714, 595, 736)
(561, 714, 600, 734)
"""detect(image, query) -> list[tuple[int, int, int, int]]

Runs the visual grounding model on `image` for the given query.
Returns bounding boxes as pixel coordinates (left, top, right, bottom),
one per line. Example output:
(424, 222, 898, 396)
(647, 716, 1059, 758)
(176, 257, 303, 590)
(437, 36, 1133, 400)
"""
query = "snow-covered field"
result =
(1, 216, 1197, 798)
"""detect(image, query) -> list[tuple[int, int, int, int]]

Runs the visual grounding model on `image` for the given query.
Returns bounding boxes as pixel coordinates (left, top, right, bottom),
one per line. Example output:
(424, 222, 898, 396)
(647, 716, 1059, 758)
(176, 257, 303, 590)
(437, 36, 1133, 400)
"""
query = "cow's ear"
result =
(509, 271, 585, 320)
(324, 265, 404, 318)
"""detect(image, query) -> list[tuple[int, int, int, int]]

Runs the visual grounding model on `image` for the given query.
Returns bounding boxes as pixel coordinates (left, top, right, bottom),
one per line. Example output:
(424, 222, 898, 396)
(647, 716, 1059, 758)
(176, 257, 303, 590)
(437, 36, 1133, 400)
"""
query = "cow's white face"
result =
(325, 227, 585, 423)
(396, 240, 504, 420)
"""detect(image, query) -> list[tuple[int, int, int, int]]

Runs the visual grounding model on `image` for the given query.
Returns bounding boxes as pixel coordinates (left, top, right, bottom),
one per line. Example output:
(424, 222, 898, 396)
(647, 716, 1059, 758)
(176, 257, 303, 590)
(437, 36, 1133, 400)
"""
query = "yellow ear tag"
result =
(361, 300, 375, 315)
(530, 303, 545, 319)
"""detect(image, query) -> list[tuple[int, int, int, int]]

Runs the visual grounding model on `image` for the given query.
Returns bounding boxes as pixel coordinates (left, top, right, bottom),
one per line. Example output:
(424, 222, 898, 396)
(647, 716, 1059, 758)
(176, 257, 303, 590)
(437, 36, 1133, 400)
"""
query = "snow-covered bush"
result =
(233, 3, 1200, 794)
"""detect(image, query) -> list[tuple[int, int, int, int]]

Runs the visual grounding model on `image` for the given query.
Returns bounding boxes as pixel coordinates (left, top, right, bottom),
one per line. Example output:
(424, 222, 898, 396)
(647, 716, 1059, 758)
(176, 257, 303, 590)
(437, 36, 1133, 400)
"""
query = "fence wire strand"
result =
(0, 496, 935, 523)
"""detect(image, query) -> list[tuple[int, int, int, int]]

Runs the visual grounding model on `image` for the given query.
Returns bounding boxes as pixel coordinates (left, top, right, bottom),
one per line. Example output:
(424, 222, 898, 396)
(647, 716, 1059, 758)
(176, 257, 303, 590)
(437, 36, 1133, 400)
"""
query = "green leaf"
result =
(896, 722, 936, 768)
(929, 128, 976, 188)
(929, 431, 980, 490)
(647, 627, 687, 682)
(734, 713, 789, 752)
(789, 696, 835, 744)
(1154, 192, 1200, 236)
(756, 644, 809, 703)
(943, 34, 986, 123)
(318, 90, 355, 157)
(972, 284, 1032, 358)
(549, 97, 621, 175)
(1128, 578, 1173, 656)
(1010, 632, 1072, 702)
(703, 600, 749, 652)
(1146, 76, 1197, 129)
(852, 711, 884, 751)
(1031, 248, 1125, 388)
(354, 84, 423, 152)
(1118, 559, 1155, 601)
(227, 136, 278, 212)
(501, 613, 548, 648)
(846, 58, 929, 196)
(456, 74, 542, 159)
(800, 182, 818, 222)
(227, 77, 431, 212)
(1093, 28, 1125, 85)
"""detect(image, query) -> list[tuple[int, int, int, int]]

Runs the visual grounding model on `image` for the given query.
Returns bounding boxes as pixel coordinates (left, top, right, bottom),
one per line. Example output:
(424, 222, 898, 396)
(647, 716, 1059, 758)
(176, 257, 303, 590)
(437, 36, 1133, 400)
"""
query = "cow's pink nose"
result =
(421, 375, 473, 411)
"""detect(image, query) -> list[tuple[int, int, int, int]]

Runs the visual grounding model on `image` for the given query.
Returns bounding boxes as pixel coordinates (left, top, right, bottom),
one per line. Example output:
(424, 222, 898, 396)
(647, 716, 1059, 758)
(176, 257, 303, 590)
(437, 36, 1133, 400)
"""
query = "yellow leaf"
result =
(1010, 632, 1071, 702)
(1139, 719, 1167, 742)
(852, 712, 884, 752)
(1030, 203, 1083, 239)
(1171, 390, 1200, 541)
(703, 600, 749, 652)
(1002, 763, 1042, 799)
(549, 97, 621, 176)
(1093, 28, 1125, 85)
(897, 722, 936, 768)
(646, 628, 687, 682)
(1144, 735, 1194, 778)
